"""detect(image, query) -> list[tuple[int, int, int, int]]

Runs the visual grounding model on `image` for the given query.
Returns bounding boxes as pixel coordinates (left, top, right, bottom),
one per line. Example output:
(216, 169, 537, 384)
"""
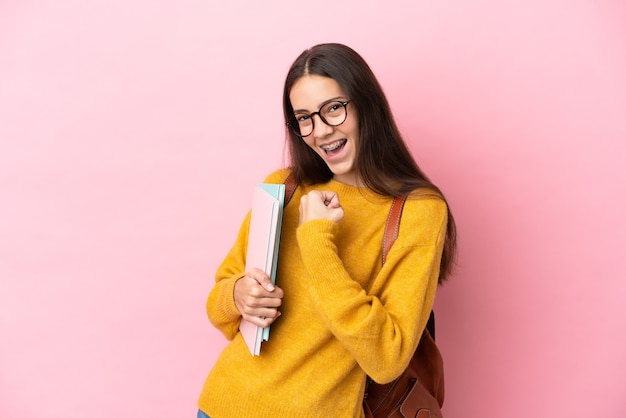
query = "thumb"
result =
(249, 268, 275, 291)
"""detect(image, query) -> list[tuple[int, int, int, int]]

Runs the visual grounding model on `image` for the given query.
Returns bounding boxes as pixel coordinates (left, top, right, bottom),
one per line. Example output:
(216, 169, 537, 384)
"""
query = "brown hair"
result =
(282, 43, 456, 283)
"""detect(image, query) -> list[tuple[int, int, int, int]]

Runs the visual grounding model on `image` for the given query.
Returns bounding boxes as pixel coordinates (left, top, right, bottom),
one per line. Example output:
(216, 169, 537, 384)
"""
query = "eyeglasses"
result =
(287, 100, 350, 138)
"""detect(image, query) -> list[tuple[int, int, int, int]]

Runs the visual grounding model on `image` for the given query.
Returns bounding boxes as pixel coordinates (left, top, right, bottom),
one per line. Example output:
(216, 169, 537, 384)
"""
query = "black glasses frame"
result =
(286, 100, 350, 138)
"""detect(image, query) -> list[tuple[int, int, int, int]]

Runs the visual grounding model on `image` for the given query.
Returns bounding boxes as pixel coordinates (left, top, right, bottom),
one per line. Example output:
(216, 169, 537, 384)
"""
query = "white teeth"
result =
(321, 139, 347, 151)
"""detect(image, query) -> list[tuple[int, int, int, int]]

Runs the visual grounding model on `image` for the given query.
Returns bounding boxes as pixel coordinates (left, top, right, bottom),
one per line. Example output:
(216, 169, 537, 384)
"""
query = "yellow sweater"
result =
(198, 169, 448, 418)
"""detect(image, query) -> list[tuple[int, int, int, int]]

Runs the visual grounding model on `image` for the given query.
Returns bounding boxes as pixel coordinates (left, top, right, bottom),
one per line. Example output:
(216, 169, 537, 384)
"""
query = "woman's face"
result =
(289, 74, 360, 186)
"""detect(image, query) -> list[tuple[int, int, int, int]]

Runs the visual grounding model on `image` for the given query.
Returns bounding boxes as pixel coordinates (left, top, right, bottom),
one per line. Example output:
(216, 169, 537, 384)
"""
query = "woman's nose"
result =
(311, 113, 333, 138)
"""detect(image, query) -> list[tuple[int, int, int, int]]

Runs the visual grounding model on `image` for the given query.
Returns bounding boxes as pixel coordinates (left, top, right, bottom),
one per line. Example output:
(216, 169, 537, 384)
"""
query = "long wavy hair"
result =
(282, 43, 456, 283)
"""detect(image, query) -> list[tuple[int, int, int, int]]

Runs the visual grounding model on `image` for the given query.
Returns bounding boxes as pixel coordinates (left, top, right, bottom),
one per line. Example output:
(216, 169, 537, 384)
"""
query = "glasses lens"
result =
(291, 115, 312, 137)
(321, 101, 347, 126)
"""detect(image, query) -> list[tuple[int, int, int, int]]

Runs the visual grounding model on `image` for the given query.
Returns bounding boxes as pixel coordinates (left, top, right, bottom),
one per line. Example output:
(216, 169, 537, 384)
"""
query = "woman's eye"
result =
(296, 114, 310, 123)
(326, 104, 340, 114)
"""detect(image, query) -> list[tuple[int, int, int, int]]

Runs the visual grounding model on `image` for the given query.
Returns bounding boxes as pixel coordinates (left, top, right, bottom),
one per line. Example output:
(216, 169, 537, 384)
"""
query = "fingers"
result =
(299, 191, 344, 224)
(247, 267, 275, 292)
(245, 311, 282, 328)
(234, 269, 284, 327)
(239, 295, 282, 328)
(318, 190, 341, 208)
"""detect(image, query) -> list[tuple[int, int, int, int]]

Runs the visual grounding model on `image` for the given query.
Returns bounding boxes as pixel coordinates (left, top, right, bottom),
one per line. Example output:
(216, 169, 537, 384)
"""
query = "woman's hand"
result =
(299, 190, 344, 225)
(234, 267, 284, 328)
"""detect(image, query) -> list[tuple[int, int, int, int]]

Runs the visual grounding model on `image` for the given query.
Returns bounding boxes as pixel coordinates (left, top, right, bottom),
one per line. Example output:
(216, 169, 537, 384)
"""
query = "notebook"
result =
(238, 183, 285, 355)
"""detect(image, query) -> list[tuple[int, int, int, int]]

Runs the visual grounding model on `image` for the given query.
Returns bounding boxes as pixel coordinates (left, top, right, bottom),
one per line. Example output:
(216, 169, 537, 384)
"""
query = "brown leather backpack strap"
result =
(284, 171, 298, 205)
(364, 194, 406, 412)
(382, 196, 407, 265)
(365, 194, 444, 418)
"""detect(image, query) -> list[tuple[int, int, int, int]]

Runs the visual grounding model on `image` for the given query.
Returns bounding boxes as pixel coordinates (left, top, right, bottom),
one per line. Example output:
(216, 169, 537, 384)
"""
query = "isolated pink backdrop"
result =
(1, 1, 625, 417)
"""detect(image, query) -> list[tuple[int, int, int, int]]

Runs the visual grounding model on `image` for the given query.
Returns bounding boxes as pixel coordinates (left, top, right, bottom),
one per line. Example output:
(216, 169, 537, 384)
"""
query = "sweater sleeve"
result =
(296, 197, 448, 383)
(206, 210, 251, 340)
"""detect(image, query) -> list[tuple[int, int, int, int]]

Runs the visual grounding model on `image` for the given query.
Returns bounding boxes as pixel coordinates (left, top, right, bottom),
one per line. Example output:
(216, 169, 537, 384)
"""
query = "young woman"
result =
(197, 43, 456, 418)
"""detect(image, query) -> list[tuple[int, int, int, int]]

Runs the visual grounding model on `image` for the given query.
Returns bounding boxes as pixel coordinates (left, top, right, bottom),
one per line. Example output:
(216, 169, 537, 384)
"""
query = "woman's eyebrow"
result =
(293, 96, 345, 113)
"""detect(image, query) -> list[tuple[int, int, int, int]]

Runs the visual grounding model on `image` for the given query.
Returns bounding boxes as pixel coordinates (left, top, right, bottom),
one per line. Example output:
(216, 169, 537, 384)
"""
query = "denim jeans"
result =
(197, 410, 210, 418)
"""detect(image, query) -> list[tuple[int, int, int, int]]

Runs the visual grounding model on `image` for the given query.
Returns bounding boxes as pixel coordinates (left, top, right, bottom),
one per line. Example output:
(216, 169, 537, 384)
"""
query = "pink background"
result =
(1, 1, 625, 417)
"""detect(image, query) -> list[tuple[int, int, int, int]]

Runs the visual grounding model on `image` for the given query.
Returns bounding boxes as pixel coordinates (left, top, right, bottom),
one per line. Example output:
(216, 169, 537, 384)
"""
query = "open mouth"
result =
(321, 139, 347, 155)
